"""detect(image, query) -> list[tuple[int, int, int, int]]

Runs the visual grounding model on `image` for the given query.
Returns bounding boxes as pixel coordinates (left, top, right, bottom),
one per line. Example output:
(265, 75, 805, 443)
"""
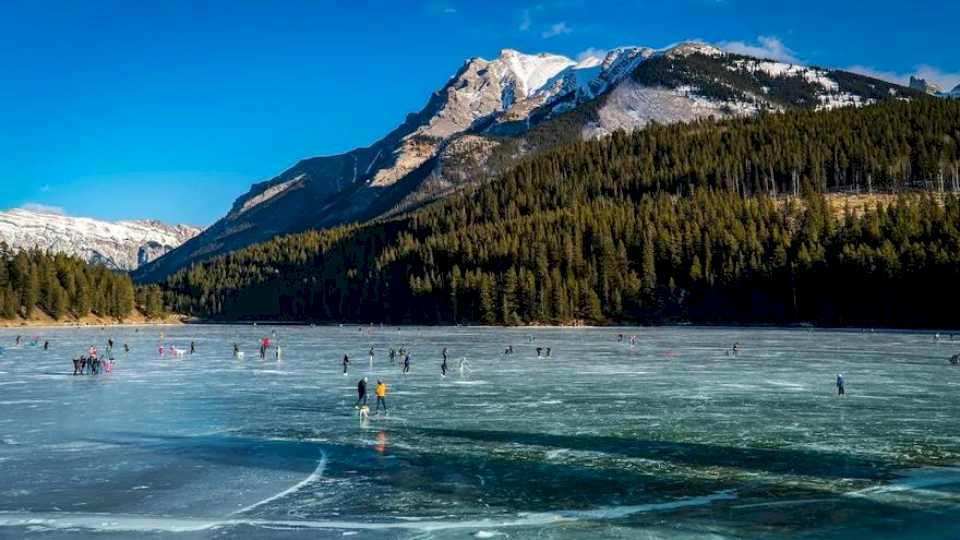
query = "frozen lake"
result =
(0, 325, 958, 539)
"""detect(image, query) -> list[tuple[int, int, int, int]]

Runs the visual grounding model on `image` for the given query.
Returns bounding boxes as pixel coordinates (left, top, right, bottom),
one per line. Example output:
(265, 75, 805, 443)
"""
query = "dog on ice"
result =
(358, 405, 370, 420)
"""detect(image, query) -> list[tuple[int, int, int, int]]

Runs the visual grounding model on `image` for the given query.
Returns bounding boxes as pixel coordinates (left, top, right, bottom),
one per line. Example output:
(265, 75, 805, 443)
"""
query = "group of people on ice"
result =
(72, 344, 114, 375)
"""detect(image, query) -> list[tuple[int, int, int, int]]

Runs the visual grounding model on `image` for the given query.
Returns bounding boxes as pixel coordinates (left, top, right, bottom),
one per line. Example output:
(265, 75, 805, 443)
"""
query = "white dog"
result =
(358, 405, 370, 421)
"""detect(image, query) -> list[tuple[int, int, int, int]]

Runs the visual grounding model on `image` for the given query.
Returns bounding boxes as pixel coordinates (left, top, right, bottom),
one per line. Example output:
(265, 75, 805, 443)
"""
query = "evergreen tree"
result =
(155, 99, 960, 329)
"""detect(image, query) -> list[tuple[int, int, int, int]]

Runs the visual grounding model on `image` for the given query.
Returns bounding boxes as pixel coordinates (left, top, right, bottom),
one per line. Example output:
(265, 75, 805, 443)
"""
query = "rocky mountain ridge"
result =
(0, 208, 200, 271)
(134, 42, 927, 282)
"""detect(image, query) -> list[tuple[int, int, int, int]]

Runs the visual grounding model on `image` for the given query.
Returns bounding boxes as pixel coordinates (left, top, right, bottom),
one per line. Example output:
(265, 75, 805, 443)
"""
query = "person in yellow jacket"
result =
(375, 379, 388, 414)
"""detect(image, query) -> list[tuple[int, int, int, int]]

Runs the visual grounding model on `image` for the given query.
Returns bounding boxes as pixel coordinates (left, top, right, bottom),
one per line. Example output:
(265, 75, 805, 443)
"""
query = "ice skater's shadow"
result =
(414, 428, 895, 481)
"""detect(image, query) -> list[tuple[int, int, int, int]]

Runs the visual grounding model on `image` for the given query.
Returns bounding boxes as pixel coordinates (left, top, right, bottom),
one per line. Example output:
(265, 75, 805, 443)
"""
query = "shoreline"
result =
(0, 315, 185, 330)
(176, 319, 960, 335)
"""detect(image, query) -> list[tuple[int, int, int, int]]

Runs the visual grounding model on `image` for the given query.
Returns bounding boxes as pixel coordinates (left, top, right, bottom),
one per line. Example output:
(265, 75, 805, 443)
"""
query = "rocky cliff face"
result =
(134, 42, 926, 282)
(910, 75, 944, 94)
(0, 209, 200, 271)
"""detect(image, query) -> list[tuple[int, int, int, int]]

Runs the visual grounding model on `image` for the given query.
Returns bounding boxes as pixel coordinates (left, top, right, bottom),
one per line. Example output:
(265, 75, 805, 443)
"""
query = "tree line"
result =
(0, 245, 139, 321)
(163, 99, 960, 328)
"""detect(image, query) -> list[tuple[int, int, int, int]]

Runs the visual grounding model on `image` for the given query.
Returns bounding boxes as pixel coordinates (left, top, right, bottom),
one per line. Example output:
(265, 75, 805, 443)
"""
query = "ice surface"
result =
(0, 325, 958, 539)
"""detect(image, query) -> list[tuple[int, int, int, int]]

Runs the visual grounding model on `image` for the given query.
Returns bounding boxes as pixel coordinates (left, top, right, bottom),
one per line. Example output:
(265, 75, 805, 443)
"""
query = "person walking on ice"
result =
(375, 379, 388, 414)
(342, 354, 350, 375)
(356, 377, 368, 408)
(836, 373, 845, 396)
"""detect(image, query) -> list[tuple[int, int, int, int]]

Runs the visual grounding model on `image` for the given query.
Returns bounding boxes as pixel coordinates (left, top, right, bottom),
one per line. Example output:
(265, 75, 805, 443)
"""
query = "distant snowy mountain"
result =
(911, 76, 960, 99)
(135, 42, 927, 282)
(909, 75, 944, 95)
(0, 208, 201, 271)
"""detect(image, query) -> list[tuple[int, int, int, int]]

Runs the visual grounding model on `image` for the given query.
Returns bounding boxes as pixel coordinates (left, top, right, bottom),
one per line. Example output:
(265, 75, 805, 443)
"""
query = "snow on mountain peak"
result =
(663, 42, 723, 58)
(0, 208, 201, 270)
(495, 49, 576, 99)
(575, 55, 603, 69)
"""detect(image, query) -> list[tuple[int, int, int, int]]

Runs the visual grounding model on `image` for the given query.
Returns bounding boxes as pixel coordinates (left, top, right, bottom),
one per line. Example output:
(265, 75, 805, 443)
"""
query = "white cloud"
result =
(844, 64, 903, 84)
(519, 9, 532, 31)
(20, 203, 65, 215)
(541, 21, 571, 39)
(914, 65, 960, 91)
(576, 47, 607, 63)
(717, 35, 799, 63)
(846, 64, 960, 92)
(712, 34, 960, 93)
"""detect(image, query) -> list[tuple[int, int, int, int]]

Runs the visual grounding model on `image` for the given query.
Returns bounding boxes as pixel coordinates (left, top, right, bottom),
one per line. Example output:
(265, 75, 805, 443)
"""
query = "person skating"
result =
(836, 374, 845, 396)
(342, 354, 350, 375)
(403, 354, 410, 374)
(356, 377, 368, 407)
(375, 379, 388, 414)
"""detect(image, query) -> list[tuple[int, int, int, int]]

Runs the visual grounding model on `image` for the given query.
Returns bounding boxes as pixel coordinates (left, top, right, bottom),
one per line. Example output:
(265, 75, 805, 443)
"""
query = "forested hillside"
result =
(0, 247, 138, 322)
(165, 100, 960, 327)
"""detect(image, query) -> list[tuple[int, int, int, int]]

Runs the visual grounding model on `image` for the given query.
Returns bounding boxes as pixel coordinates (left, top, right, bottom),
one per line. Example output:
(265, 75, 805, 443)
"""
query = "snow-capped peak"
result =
(495, 48, 576, 99)
(575, 55, 602, 69)
(662, 42, 723, 58)
(517, 46, 654, 110)
(0, 208, 201, 270)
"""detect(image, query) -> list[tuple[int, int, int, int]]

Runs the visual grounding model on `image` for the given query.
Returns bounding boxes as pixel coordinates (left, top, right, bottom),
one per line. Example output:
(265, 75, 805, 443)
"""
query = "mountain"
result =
(134, 42, 926, 282)
(909, 75, 944, 95)
(0, 208, 201, 271)
(164, 99, 960, 327)
(912, 76, 960, 99)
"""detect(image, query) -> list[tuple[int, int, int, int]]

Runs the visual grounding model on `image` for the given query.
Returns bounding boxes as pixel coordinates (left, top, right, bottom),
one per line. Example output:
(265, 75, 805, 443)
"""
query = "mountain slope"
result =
(0, 209, 200, 270)
(164, 99, 960, 327)
(135, 42, 926, 282)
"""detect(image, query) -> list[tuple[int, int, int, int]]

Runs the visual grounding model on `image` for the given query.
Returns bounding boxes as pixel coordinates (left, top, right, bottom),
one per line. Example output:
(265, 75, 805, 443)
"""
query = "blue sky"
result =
(0, 0, 957, 226)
